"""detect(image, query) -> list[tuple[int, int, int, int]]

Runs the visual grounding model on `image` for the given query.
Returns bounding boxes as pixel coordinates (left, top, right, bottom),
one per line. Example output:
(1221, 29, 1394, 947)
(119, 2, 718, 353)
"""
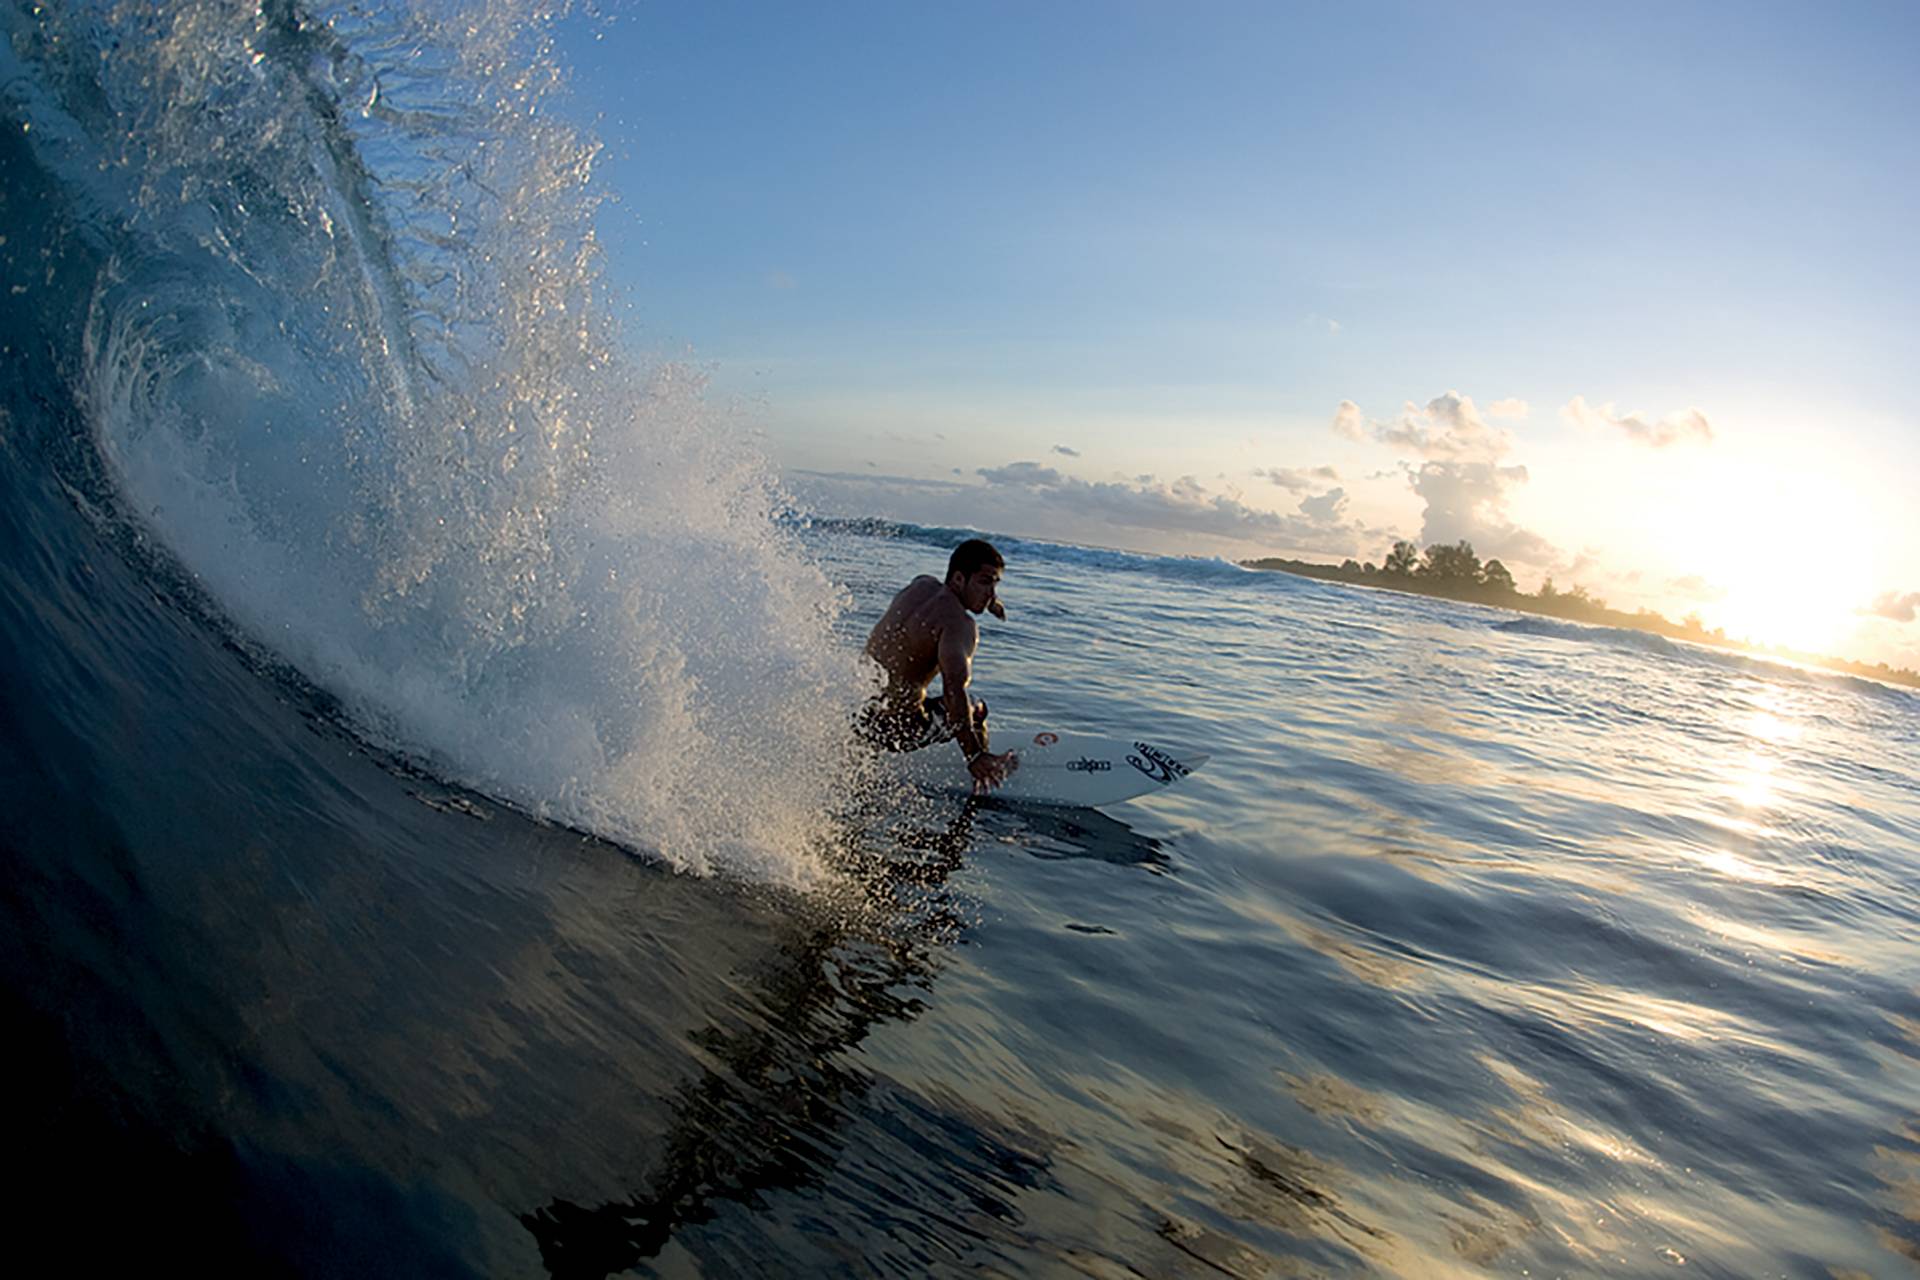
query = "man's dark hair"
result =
(947, 538, 1004, 581)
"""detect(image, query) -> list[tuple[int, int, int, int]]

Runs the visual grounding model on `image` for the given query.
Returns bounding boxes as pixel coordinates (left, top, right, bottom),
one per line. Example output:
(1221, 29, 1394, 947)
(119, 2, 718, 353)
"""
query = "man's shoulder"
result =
(936, 598, 978, 642)
(901, 579, 970, 628)
(885, 575, 938, 607)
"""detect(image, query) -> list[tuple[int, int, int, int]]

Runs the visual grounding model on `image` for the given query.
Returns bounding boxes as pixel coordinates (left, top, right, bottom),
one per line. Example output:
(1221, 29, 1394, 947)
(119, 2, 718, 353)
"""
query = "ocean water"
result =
(5, 3, 1920, 1276)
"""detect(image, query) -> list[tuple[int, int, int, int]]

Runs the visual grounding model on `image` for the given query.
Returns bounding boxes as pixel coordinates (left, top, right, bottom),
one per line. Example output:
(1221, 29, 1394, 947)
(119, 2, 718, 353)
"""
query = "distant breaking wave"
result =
(1494, 615, 1914, 703)
(1493, 616, 1685, 656)
(793, 514, 1274, 590)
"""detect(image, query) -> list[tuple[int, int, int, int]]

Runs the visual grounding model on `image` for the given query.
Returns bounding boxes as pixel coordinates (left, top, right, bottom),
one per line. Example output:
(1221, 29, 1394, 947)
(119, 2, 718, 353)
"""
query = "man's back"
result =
(863, 575, 970, 697)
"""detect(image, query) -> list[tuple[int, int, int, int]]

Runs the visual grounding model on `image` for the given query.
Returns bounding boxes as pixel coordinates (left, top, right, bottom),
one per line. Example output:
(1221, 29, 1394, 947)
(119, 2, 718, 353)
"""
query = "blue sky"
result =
(558, 0, 1920, 666)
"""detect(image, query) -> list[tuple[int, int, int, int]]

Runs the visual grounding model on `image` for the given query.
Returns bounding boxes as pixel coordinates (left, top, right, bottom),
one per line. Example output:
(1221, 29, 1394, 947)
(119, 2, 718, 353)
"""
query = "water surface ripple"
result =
(790, 524, 1920, 1278)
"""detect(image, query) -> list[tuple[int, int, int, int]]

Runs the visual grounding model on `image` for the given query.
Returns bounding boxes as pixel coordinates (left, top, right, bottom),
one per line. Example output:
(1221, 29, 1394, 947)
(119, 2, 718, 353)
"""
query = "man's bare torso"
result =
(863, 575, 975, 702)
(860, 551, 1012, 786)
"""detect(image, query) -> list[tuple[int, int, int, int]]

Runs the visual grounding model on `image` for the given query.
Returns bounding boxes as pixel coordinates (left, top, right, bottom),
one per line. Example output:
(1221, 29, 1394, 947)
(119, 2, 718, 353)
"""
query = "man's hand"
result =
(968, 750, 1018, 793)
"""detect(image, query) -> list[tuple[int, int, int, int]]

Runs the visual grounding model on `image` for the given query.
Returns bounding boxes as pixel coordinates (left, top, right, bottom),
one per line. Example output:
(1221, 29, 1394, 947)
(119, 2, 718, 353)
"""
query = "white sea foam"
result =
(64, 0, 875, 881)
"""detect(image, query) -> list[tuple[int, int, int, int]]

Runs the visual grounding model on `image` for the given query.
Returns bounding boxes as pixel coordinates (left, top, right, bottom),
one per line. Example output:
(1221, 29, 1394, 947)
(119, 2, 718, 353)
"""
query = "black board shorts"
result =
(857, 696, 956, 754)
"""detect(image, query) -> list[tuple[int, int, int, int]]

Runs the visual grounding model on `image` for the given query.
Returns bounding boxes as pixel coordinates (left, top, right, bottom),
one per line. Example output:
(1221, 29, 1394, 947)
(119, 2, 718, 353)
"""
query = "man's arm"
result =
(937, 616, 1015, 789)
(936, 617, 985, 756)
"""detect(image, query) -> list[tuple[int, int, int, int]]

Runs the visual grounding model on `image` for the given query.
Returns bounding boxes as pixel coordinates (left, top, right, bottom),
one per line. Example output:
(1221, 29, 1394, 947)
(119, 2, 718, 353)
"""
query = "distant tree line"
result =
(1251, 538, 1570, 613)
(1243, 540, 1920, 690)
(1339, 539, 1521, 597)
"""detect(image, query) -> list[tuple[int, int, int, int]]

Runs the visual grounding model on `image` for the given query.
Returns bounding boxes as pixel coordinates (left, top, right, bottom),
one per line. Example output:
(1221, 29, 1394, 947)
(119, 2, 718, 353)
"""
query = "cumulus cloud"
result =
(963, 461, 1379, 554)
(1166, 474, 1207, 502)
(1052, 444, 1081, 458)
(1254, 464, 1340, 492)
(1562, 396, 1714, 448)
(1332, 400, 1366, 441)
(1423, 391, 1483, 435)
(1864, 590, 1920, 623)
(1330, 389, 1556, 568)
(976, 461, 1062, 487)
(1409, 460, 1556, 564)
(1299, 487, 1348, 523)
(1392, 392, 1512, 461)
(1343, 391, 1513, 462)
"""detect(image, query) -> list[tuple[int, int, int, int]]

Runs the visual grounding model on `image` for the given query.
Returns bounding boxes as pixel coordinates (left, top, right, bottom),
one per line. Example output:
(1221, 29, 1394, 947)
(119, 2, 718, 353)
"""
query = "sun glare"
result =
(1709, 550, 1872, 655)
(1649, 462, 1877, 656)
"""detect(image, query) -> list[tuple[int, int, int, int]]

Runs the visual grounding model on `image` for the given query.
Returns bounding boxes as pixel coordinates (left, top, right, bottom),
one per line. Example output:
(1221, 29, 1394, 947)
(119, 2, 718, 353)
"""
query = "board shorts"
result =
(857, 696, 954, 754)
(856, 695, 985, 754)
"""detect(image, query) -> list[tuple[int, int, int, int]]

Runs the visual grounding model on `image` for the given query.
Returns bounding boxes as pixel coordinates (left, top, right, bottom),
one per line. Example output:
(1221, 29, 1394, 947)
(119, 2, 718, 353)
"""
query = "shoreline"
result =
(1241, 556, 1920, 692)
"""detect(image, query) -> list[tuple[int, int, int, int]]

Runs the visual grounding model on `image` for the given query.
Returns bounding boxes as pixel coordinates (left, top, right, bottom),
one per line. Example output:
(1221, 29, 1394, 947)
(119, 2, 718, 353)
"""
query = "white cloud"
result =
(1332, 400, 1366, 441)
(1562, 395, 1714, 448)
(1332, 390, 1554, 567)
(977, 461, 1064, 487)
(1864, 590, 1920, 623)
(1052, 444, 1081, 458)
(1254, 464, 1340, 492)
(970, 464, 1385, 552)
(1424, 391, 1484, 435)
(1345, 391, 1513, 463)
(1165, 474, 1208, 503)
(1487, 398, 1530, 419)
(1409, 460, 1556, 565)
(1299, 487, 1348, 523)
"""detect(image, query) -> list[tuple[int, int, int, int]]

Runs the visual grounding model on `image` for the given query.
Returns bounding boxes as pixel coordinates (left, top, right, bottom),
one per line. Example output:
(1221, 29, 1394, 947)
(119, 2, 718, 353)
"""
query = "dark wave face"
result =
(0, 2, 934, 1272)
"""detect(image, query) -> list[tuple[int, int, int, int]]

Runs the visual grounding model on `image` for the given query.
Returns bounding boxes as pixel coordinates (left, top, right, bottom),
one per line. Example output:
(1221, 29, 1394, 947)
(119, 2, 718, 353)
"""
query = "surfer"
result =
(860, 539, 1019, 792)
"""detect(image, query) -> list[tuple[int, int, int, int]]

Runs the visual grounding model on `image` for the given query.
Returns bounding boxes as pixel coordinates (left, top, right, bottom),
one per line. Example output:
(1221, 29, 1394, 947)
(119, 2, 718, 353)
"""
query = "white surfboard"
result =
(888, 729, 1209, 808)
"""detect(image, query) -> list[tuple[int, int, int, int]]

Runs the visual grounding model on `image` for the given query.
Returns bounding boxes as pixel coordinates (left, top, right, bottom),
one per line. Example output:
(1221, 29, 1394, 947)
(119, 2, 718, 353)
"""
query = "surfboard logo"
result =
(1065, 757, 1111, 773)
(1033, 732, 1059, 746)
(1126, 741, 1190, 784)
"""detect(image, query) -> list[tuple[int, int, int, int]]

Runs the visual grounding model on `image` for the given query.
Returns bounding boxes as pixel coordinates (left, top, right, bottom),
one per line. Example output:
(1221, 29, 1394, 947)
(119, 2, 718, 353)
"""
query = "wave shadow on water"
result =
(511, 792, 1176, 1272)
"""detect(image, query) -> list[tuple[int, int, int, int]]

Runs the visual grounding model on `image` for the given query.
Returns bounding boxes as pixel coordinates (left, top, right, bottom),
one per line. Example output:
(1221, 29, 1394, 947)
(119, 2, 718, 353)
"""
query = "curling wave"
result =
(2, 0, 870, 879)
